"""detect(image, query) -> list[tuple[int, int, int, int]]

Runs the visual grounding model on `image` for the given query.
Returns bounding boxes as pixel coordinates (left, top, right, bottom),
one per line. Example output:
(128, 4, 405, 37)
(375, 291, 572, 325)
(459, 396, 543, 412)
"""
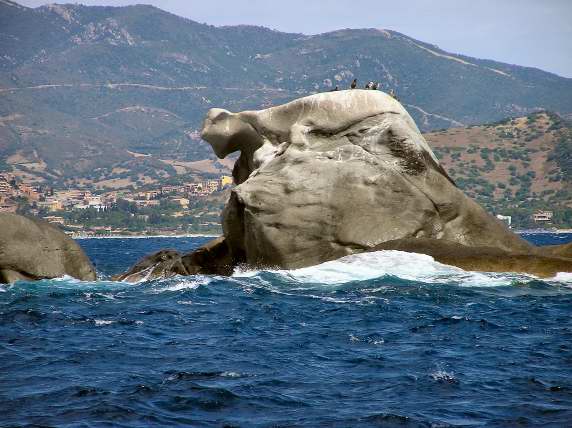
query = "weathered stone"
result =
(112, 249, 188, 282)
(181, 236, 234, 276)
(120, 90, 572, 280)
(374, 238, 572, 278)
(540, 241, 572, 259)
(115, 237, 233, 282)
(202, 90, 533, 270)
(0, 213, 96, 283)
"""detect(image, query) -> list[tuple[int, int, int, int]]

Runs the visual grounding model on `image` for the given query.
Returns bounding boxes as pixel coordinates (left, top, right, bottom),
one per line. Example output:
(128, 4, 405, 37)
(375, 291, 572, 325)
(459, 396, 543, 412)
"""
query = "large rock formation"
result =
(201, 90, 533, 269)
(0, 213, 97, 283)
(117, 90, 572, 281)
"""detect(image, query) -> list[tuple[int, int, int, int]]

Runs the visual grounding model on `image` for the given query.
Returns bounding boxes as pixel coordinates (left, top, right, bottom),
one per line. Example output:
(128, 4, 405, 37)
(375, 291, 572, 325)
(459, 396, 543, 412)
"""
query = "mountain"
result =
(1, 0, 571, 187)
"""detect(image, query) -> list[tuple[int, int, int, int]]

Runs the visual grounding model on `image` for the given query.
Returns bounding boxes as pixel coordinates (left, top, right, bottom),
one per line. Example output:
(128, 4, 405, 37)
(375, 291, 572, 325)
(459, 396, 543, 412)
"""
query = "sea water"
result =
(1, 234, 572, 427)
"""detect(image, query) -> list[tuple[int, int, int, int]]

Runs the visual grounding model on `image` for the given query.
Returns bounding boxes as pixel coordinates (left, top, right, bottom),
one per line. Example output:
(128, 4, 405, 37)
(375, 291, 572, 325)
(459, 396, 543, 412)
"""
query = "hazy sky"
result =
(18, 0, 572, 78)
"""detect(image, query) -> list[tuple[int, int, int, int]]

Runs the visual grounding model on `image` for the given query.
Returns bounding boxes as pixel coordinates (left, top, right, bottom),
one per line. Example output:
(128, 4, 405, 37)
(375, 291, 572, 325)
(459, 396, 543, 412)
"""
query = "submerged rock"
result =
(112, 249, 188, 283)
(0, 213, 96, 284)
(202, 89, 532, 269)
(114, 237, 233, 282)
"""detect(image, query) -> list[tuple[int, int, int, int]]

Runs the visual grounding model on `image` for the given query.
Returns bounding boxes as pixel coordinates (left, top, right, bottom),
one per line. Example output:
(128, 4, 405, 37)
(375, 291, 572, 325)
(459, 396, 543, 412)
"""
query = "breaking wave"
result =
(234, 250, 572, 288)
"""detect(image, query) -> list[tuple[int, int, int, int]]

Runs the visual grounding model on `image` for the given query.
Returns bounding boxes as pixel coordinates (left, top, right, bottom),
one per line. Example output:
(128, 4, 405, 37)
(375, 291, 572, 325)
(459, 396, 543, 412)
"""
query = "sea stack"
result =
(201, 89, 534, 269)
(117, 89, 572, 281)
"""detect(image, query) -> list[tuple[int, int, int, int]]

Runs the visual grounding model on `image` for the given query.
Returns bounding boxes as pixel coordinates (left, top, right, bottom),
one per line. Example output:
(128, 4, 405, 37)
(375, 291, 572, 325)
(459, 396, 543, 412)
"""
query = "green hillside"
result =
(427, 111, 572, 227)
(1, 0, 571, 186)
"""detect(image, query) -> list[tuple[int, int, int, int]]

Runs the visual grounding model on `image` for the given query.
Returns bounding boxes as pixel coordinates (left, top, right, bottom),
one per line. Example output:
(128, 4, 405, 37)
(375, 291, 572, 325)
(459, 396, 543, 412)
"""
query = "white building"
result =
(496, 214, 512, 228)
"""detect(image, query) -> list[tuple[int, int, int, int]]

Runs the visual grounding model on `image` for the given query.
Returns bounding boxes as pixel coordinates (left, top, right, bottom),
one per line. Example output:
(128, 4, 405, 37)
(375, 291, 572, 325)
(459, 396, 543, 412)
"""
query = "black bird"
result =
(372, 82, 379, 90)
(350, 79, 357, 89)
(330, 85, 339, 92)
(365, 81, 374, 89)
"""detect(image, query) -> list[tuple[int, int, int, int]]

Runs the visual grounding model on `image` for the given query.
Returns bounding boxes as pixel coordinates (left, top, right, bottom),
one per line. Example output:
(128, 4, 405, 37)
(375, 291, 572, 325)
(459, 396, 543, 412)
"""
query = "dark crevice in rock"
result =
(385, 129, 427, 176)
(307, 112, 394, 139)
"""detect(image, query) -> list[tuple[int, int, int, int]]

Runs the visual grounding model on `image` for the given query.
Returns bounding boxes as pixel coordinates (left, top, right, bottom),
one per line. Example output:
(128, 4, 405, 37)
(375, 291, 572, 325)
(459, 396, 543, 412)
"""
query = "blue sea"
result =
(2, 233, 572, 427)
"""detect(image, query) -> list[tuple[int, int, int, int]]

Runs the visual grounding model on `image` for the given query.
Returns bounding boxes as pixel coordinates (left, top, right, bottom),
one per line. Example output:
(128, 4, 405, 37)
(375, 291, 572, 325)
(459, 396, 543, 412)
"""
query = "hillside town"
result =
(1, 170, 566, 234)
(0, 172, 233, 235)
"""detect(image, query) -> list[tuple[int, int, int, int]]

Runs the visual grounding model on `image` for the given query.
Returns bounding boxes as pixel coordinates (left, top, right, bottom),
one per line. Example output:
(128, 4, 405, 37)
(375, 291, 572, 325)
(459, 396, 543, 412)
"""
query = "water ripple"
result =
(1, 235, 572, 426)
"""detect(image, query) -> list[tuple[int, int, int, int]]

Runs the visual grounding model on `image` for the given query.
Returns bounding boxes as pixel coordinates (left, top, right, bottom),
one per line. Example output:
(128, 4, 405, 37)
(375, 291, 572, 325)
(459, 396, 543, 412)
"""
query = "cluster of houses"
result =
(0, 174, 43, 213)
(1, 173, 563, 230)
(496, 211, 554, 228)
(0, 173, 233, 214)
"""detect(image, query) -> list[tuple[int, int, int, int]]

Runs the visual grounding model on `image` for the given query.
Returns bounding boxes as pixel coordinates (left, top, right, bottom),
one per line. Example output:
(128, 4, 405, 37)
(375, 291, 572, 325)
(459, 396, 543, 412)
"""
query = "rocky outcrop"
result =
(201, 90, 533, 270)
(0, 213, 96, 283)
(540, 241, 572, 259)
(114, 237, 233, 282)
(112, 249, 189, 283)
(117, 90, 572, 281)
(374, 238, 572, 278)
(181, 236, 233, 276)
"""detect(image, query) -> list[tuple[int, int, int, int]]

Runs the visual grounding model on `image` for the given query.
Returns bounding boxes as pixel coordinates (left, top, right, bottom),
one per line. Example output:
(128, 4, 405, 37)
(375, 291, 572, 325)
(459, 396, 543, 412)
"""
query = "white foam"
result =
(552, 272, 572, 283)
(74, 234, 217, 240)
(233, 250, 532, 287)
(94, 319, 114, 326)
(430, 369, 458, 383)
(151, 276, 212, 292)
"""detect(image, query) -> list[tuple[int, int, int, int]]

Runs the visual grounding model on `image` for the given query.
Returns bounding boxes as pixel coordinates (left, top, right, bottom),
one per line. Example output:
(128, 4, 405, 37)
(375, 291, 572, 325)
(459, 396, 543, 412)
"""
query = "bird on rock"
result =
(350, 79, 357, 89)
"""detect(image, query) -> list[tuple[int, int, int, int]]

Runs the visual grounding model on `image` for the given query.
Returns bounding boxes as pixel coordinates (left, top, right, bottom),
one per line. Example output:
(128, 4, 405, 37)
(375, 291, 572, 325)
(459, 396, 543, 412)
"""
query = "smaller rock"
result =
(0, 213, 96, 283)
(115, 237, 233, 283)
(112, 250, 188, 282)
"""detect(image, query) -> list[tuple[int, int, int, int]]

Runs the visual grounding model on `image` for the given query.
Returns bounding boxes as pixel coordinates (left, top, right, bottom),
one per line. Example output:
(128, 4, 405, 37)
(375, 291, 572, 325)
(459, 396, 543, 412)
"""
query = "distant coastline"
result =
(516, 229, 572, 234)
(68, 229, 572, 240)
(72, 233, 218, 239)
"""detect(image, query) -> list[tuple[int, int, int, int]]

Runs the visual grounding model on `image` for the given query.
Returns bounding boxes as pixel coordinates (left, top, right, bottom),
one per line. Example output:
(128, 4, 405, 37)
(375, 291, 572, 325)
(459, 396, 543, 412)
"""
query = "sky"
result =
(18, 0, 572, 78)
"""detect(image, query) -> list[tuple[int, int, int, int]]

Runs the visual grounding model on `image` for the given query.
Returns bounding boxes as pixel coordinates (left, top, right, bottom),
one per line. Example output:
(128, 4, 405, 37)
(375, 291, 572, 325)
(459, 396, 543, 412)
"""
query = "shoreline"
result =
(70, 230, 572, 239)
(72, 233, 219, 239)
(516, 229, 572, 234)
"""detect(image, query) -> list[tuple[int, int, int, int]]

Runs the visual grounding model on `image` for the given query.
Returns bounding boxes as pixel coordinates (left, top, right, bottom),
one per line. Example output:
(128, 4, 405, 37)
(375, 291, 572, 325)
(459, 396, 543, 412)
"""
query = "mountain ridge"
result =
(1, 0, 571, 188)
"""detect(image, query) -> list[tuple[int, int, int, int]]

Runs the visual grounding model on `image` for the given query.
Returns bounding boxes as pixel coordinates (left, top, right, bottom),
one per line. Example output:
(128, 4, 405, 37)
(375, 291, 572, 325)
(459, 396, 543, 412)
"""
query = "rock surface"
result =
(201, 90, 533, 269)
(374, 238, 572, 278)
(114, 237, 233, 282)
(0, 213, 96, 283)
(118, 90, 572, 281)
(112, 249, 189, 283)
(541, 241, 572, 259)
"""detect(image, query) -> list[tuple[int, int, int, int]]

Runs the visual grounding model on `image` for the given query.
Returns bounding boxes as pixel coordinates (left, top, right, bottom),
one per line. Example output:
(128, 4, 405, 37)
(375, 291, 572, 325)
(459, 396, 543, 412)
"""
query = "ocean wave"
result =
(93, 319, 115, 326)
(4, 250, 572, 296)
(430, 368, 459, 384)
(149, 276, 213, 292)
(553, 272, 572, 283)
(233, 250, 572, 287)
